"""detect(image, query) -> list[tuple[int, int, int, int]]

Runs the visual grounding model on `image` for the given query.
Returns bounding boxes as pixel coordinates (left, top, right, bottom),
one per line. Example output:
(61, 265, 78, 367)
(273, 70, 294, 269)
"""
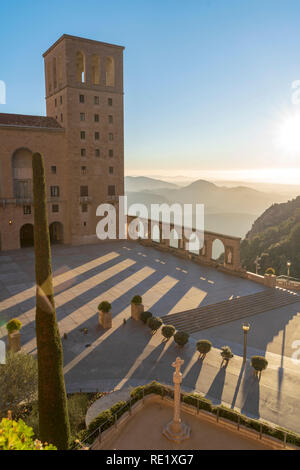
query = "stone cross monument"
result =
(163, 357, 190, 443)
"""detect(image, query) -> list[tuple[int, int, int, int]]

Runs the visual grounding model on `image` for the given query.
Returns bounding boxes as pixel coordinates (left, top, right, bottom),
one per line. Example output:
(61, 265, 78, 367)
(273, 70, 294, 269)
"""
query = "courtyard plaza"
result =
(1, 241, 300, 433)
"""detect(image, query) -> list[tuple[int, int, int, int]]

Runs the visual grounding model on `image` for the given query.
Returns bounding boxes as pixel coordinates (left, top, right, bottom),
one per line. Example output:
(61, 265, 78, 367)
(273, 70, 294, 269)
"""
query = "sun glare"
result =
(277, 112, 300, 153)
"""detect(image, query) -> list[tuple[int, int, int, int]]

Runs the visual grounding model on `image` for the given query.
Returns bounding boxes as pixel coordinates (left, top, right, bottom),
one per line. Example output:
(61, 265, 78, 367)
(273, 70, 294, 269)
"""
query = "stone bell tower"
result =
(43, 34, 125, 245)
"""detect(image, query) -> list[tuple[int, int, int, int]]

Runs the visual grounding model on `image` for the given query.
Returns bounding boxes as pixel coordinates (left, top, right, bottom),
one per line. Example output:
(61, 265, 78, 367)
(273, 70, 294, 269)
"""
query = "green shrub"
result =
(6, 318, 22, 334)
(0, 418, 56, 450)
(0, 352, 38, 419)
(251, 356, 268, 372)
(197, 339, 212, 355)
(98, 301, 111, 313)
(161, 324, 176, 339)
(174, 331, 189, 347)
(147, 316, 163, 332)
(67, 394, 90, 438)
(131, 295, 142, 305)
(182, 393, 213, 412)
(220, 345, 233, 360)
(140, 311, 152, 324)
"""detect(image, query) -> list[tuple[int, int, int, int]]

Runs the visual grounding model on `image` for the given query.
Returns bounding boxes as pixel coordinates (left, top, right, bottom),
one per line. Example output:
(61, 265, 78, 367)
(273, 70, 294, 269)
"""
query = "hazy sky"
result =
(1, 0, 300, 183)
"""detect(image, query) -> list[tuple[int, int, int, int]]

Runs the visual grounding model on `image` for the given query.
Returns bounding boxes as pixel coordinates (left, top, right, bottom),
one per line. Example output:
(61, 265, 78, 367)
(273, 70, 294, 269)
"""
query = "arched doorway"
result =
(49, 222, 63, 244)
(20, 224, 34, 248)
(211, 238, 225, 261)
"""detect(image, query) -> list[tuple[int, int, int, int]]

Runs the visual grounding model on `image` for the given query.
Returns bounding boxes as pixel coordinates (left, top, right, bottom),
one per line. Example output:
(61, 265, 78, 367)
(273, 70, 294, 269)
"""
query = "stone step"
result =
(161, 288, 299, 334)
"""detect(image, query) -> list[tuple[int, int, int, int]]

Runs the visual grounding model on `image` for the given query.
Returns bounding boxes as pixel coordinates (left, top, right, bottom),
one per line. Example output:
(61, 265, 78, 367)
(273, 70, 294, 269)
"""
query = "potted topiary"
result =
(6, 319, 22, 353)
(131, 295, 144, 321)
(174, 331, 189, 347)
(98, 301, 112, 329)
(140, 311, 152, 324)
(147, 316, 163, 334)
(161, 324, 176, 341)
(251, 355, 268, 378)
(220, 345, 233, 366)
(196, 339, 212, 359)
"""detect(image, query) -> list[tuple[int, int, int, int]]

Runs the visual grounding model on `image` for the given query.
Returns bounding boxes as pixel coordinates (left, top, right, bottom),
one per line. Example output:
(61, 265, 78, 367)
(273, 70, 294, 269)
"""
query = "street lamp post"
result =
(242, 323, 250, 363)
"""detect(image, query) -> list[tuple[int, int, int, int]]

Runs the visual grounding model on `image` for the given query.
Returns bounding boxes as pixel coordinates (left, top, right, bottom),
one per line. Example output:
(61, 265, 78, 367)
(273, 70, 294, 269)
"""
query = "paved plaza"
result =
(1, 241, 300, 433)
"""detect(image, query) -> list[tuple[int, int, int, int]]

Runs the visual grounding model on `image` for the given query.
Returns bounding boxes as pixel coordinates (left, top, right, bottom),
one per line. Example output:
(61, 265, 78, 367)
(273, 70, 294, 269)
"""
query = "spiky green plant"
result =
(32, 152, 70, 449)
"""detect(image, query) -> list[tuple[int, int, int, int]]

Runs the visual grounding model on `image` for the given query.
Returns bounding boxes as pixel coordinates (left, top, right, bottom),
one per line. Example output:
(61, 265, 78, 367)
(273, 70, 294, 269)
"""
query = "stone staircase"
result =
(161, 288, 300, 334)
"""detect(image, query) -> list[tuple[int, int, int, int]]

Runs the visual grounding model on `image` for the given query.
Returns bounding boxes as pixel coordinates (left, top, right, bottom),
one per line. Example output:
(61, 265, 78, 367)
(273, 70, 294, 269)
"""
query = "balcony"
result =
(0, 197, 32, 208)
(79, 196, 92, 204)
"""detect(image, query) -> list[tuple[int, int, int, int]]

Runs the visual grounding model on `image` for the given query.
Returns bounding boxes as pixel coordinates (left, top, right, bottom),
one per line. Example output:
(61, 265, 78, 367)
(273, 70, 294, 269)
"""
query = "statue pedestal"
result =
(163, 420, 190, 443)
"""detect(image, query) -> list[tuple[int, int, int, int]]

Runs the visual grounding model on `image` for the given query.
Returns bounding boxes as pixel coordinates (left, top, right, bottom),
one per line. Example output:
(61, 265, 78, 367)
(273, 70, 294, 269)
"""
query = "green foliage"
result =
(240, 196, 300, 277)
(140, 311, 152, 324)
(6, 318, 22, 334)
(251, 355, 268, 372)
(147, 316, 163, 331)
(0, 418, 56, 450)
(32, 152, 70, 450)
(67, 394, 90, 439)
(161, 324, 176, 339)
(220, 345, 234, 360)
(196, 339, 212, 355)
(174, 331, 189, 346)
(98, 301, 111, 312)
(182, 393, 213, 412)
(0, 352, 38, 419)
(131, 295, 142, 305)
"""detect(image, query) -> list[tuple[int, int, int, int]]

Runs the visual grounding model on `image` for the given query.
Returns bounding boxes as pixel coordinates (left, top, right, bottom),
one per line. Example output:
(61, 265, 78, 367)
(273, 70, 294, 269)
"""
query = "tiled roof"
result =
(0, 113, 63, 129)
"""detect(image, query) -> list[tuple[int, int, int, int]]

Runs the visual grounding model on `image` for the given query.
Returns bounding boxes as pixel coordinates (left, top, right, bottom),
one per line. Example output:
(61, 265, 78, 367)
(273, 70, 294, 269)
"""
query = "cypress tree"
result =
(32, 152, 70, 449)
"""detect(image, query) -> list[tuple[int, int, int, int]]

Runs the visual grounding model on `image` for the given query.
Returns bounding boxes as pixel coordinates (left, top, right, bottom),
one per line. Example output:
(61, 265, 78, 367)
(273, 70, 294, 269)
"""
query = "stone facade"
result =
(0, 34, 124, 250)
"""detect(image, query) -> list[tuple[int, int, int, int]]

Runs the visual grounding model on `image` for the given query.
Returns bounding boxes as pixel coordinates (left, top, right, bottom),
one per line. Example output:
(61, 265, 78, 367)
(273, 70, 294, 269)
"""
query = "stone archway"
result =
(20, 224, 34, 248)
(211, 238, 225, 261)
(49, 222, 64, 244)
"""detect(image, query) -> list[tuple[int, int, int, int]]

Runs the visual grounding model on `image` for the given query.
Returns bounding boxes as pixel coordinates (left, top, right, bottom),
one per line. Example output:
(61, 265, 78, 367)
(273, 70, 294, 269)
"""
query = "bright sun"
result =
(277, 113, 300, 153)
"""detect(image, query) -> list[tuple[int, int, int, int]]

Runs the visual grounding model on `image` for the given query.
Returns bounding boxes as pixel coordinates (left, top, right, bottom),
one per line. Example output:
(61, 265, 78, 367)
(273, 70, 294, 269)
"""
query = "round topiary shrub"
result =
(140, 311, 152, 324)
(174, 331, 189, 347)
(197, 339, 212, 356)
(6, 319, 22, 334)
(220, 345, 233, 361)
(147, 316, 163, 332)
(98, 301, 111, 313)
(131, 295, 142, 305)
(251, 356, 268, 373)
(161, 325, 176, 340)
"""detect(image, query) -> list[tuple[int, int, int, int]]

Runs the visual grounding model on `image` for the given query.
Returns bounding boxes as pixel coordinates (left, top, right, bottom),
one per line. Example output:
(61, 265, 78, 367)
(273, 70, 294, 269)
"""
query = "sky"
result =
(1, 0, 300, 184)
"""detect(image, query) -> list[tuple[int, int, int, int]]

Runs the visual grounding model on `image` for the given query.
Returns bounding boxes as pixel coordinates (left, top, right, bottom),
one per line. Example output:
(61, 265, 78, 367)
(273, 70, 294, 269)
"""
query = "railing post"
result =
(216, 408, 219, 423)
(283, 432, 287, 448)
(197, 398, 199, 415)
(237, 415, 240, 431)
(114, 413, 117, 428)
(259, 423, 262, 439)
(129, 398, 132, 415)
(99, 427, 102, 443)
(142, 388, 145, 404)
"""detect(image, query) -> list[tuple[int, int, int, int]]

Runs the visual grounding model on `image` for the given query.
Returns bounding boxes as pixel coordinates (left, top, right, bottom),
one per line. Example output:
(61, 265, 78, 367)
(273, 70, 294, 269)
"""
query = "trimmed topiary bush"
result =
(98, 301, 111, 313)
(182, 393, 213, 412)
(220, 346, 234, 362)
(147, 316, 163, 332)
(6, 319, 22, 334)
(174, 331, 189, 347)
(161, 325, 176, 340)
(131, 295, 142, 305)
(140, 311, 152, 324)
(251, 356, 268, 375)
(197, 339, 212, 357)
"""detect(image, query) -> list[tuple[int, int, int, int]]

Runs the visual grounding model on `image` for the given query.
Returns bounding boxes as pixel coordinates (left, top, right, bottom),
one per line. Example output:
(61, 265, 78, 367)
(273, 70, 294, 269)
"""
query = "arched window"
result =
(105, 56, 115, 86)
(76, 51, 85, 83)
(58, 53, 63, 86)
(211, 239, 225, 261)
(53, 57, 57, 89)
(12, 148, 32, 199)
(91, 54, 100, 85)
